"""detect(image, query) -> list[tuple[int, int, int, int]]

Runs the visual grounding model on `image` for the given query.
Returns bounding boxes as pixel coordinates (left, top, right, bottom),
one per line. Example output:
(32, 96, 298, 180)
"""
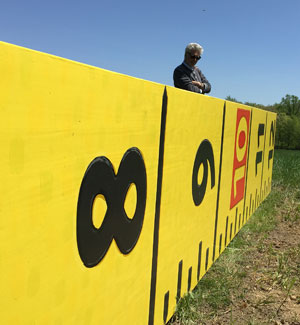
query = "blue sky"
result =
(1, 0, 299, 105)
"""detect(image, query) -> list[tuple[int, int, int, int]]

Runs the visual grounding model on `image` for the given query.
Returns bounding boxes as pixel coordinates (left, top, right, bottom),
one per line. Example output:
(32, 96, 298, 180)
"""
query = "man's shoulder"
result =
(174, 63, 188, 73)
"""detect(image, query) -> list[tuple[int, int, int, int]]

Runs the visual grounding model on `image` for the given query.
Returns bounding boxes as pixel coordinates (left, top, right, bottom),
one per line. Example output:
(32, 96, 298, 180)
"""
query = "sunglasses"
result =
(190, 54, 201, 60)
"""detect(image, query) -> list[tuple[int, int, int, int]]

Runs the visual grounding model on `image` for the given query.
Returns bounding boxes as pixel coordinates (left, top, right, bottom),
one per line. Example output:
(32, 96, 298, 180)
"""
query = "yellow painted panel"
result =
(244, 107, 269, 219)
(153, 87, 225, 324)
(0, 41, 164, 325)
(214, 101, 252, 260)
(261, 112, 277, 200)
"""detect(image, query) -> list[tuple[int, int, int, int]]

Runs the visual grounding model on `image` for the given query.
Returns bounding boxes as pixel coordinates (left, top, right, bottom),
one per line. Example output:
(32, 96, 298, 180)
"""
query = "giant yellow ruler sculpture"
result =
(0, 41, 276, 324)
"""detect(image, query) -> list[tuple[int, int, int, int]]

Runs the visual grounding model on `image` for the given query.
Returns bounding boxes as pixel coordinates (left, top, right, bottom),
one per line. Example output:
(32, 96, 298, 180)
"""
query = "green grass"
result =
(169, 149, 300, 325)
(272, 149, 300, 188)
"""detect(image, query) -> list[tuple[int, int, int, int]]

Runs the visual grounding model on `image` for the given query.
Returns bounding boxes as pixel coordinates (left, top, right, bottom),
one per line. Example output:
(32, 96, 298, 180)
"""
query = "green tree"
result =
(276, 113, 289, 148)
(244, 101, 265, 109)
(277, 94, 300, 116)
(225, 95, 242, 103)
(276, 114, 300, 149)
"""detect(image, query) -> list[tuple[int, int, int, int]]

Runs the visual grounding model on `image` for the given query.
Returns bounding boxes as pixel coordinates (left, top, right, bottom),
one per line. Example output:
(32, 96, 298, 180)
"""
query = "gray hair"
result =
(185, 43, 204, 55)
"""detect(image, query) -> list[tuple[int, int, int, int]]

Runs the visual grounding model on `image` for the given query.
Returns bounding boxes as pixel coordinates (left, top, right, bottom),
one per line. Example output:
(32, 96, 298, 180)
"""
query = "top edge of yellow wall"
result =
(0, 40, 277, 115)
(225, 99, 277, 116)
(0, 40, 165, 87)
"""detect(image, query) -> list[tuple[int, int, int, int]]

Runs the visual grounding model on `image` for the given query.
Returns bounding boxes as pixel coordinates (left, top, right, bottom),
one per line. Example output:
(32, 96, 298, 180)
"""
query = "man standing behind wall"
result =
(173, 43, 211, 94)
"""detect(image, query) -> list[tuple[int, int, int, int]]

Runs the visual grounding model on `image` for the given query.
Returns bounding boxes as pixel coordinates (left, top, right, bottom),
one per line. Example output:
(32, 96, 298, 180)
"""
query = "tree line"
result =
(225, 94, 300, 150)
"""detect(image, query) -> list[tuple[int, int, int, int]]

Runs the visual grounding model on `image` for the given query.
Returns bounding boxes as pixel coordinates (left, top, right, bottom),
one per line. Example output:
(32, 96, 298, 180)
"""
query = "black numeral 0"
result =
(77, 147, 147, 268)
(192, 140, 215, 206)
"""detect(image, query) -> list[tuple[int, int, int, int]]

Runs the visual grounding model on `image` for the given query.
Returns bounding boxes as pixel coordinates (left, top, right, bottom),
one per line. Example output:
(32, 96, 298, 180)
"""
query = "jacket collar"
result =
(183, 61, 195, 71)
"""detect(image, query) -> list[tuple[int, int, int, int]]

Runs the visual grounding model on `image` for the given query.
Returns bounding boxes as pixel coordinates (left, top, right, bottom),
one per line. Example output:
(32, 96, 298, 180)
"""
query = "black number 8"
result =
(77, 147, 147, 268)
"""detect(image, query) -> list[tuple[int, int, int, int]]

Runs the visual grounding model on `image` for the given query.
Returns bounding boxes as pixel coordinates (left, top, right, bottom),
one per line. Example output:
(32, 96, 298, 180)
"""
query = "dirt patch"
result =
(169, 213, 300, 325)
(204, 215, 300, 325)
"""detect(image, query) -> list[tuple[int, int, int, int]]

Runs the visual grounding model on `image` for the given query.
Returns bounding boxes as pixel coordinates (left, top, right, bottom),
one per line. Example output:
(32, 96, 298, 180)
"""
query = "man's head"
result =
(184, 43, 203, 67)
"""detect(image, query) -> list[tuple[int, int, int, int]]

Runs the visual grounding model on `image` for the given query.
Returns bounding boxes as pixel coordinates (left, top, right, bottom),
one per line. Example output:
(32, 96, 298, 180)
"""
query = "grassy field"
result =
(169, 149, 300, 325)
